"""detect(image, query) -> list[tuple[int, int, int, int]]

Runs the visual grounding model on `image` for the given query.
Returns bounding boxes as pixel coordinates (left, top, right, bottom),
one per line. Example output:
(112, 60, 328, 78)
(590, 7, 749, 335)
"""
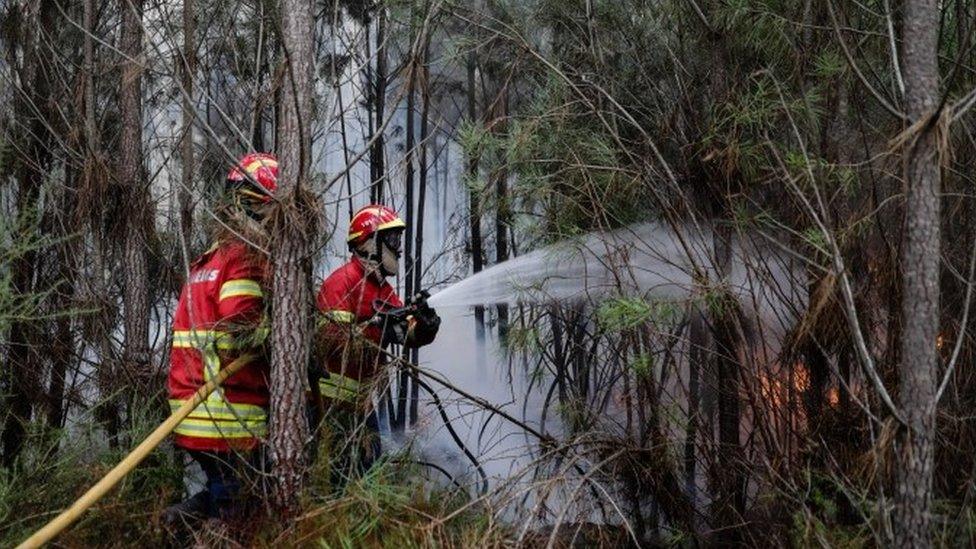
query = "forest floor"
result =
(0, 422, 636, 548)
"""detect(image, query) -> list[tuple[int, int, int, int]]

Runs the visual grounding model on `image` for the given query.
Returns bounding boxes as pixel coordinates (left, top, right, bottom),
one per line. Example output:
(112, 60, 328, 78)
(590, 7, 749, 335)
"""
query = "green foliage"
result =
(714, 0, 800, 65)
(0, 205, 69, 335)
(782, 470, 876, 548)
(287, 461, 510, 547)
(814, 50, 846, 79)
(702, 71, 828, 185)
(0, 418, 183, 547)
(1, 421, 511, 547)
(457, 119, 491, 166)
(596, 297, 679, 333)
(629, 353, 653, 379)
(801, 226, 829, 253)
(505, 324, 541, 353)
(597, 297, 654, 332)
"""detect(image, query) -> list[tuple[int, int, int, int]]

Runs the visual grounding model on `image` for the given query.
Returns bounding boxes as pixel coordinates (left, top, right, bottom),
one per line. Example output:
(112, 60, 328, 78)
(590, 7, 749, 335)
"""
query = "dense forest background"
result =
(1, 0, 974, 546)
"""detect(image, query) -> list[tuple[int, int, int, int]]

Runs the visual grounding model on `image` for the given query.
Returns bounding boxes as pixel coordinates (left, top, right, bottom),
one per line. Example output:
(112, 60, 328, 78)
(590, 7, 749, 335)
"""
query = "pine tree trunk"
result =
(2, 0, 58, 467)
(47, 164, 81, 431)
(119, 0, 150, 395)
(894, 0, 941, 546)
(712, 223, 744, 543)
(180, 0, 195, 241)
(270, 0, 316, 512)
(83, 0, 97, 152)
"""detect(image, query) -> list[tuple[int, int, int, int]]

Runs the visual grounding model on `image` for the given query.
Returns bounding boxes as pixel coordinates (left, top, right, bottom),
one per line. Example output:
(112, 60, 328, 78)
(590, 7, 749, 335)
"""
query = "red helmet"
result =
(348, 204, 405, 245)
(226, 152, 278, 202)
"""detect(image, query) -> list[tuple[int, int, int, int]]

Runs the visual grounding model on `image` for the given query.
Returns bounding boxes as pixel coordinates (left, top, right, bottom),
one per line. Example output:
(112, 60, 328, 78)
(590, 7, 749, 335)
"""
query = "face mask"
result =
(356, 231, 402, 278)
(379, 230, 402, 276)
(221, 202, 269, 246)
(380, 244, 399, 276)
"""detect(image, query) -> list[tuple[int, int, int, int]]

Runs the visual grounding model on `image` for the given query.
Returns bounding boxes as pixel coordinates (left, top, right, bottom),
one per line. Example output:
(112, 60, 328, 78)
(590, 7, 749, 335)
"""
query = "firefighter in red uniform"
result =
(163, 153, 278, 525)
(315, 205, 440, 484)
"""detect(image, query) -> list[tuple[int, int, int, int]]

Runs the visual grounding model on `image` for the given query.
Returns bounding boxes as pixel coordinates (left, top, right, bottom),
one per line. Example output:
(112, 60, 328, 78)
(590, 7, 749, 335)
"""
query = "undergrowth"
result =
(0, 418, 514, 548)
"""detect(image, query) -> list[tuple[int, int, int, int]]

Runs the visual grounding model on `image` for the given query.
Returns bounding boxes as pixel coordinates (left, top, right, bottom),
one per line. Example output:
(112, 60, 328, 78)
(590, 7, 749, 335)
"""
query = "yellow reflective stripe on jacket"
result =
(169, 399, 267, 421)
(172, 329, 256, 406)
(172, 329, 237, 351)
(219, 279, 263, 301)
(173, 417, 268, 439)
(322, 310, 356, 323)
(319, 373, 361, 402)
(201, 345, 226, 404)
(249, 324, 270, 347)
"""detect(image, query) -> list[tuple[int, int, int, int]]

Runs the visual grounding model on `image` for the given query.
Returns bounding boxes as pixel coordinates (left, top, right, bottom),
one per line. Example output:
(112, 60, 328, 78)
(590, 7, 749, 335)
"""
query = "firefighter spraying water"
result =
(314, 205, 441, 484)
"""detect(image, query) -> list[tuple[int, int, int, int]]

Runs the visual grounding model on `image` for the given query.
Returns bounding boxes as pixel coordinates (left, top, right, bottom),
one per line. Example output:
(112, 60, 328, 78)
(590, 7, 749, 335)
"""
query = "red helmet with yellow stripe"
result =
(348, 205, 405, 246)
(226, 152, 278, 203)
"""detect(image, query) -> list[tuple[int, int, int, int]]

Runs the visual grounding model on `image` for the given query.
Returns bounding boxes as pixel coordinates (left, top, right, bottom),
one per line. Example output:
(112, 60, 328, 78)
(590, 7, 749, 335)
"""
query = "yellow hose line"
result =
(16, 354, 256, 549)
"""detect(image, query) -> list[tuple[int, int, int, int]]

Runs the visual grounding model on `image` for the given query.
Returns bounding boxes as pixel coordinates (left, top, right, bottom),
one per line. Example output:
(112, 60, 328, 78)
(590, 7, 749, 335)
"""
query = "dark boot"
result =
(162, 489, 209, 529)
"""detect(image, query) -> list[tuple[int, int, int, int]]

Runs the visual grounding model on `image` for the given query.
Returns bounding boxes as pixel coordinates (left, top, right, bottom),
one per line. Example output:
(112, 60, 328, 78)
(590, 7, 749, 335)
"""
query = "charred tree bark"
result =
(252, 8, 270, 152)
(179, 0, 195, 241)
(803, 340, 829, 430)
(466, 51, 486, 345)
(409, 37, 432, 427)
(119, 0, 151, 402)
(493, 83, 510, 341)
(332, 43, 354, 220)
(684, 301, 709, 511)
(270, 0, 316, 512)
(712, 223, 745, 543)
(894, 0, 941, 546)
(395, 40, 419, 435)
(369, 5, 387, 204)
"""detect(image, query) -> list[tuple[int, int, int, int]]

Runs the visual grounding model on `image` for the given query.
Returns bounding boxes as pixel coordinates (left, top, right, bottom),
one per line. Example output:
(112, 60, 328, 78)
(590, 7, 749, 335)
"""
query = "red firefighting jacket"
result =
(316, 256, 402, 403)
(168, 238, 269, 452)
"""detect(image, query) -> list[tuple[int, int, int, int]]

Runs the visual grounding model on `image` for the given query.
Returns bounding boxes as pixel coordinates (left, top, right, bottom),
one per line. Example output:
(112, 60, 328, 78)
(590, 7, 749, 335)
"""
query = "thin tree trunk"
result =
(180, 0, 195, 241)
(894, 0, 941, 545)
(334, 69, 354, 220)
(396, 47, 419, 434)
(409, 36, 431, 427)
(466, 51, 486, 347)
(493, 84, 510, 340)
(81, 0, 121, 448)
(327, 0, 353, 218)
(47, 164, 81, 431)
(119, 0, 150, 400)
(252, 8, 269, 152)
(685, 301, 708, 514)
(370, 5, 388, 204)
(803, 340, 829, 430)
(271, 0, 316, 512)
(2, 0, 58, 466)
(84, 0, 97, 152)
(712, 223, 744, 543)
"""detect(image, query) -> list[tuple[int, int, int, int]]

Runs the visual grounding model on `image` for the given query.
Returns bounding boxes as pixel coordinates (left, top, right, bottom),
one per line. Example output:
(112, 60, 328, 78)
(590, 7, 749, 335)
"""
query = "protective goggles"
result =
(378, 229, 403, 252)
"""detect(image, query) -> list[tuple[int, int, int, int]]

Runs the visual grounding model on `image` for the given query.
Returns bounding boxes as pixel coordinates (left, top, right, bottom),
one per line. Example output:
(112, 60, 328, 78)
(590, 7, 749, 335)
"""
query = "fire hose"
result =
(16, 353, 255, 549)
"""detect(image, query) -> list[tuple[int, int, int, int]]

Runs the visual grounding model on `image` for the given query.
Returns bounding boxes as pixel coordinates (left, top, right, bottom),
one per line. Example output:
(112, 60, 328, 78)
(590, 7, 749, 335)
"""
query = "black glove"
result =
(378, 314, 409, 347)
(406, 304, 440, 348)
